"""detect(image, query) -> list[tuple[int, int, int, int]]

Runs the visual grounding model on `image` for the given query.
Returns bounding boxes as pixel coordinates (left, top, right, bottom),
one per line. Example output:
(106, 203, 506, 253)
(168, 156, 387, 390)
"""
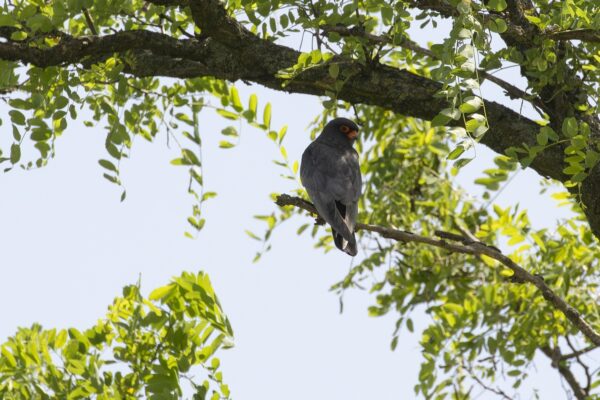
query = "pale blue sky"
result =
(0, 14, 585, 400)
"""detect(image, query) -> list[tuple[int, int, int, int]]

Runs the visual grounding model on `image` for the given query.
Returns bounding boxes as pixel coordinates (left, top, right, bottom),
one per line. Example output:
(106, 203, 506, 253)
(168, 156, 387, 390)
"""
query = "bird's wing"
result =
(300, 142, 360, 246)
(301, 143, 361, 204)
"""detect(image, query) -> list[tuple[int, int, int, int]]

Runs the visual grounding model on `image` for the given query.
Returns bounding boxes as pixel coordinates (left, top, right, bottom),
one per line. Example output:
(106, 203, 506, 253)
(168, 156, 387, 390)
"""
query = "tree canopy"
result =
(1, 0, 600, 398)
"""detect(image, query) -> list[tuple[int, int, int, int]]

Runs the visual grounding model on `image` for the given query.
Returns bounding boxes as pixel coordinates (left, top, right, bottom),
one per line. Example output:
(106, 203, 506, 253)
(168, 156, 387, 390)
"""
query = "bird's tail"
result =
(332, 230, 358, 256)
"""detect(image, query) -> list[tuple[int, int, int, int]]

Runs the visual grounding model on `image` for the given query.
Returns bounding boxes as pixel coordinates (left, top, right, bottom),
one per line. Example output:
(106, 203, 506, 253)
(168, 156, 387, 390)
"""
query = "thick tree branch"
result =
(0, 30, 212, 68)
(2, 0, 600, 239)
(540, 345, 588, 400)
(275, 194, 600, 348)
(408, 0, 600, 241)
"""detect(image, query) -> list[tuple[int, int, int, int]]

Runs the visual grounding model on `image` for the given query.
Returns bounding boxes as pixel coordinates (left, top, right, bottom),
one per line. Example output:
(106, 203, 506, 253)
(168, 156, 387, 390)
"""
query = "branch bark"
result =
(2, 0, 600, 239)
(275, 194, 600, 348)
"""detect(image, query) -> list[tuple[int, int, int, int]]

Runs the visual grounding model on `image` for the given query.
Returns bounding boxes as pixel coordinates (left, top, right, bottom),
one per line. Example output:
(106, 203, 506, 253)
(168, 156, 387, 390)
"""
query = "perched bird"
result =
(300, 117, 362, 256)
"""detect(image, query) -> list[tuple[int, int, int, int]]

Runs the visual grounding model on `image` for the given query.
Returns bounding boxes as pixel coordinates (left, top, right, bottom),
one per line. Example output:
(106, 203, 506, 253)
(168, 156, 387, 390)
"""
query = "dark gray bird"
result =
(300, 117, 362, 256)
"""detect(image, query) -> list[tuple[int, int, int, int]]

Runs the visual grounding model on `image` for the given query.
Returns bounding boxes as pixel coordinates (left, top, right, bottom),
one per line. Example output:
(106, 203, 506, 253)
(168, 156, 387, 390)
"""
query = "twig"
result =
(82, 7, 98, 36)
(547, 29, 600, 43)
(565, 336, 593, 393)
(562, 343, 599, 360)
(464, 363, 512, 400)
(540, 345, 588, 400)
(320, 24, 547, 112)
(158, 13, 195, 39)
(275, 194, 600, 347)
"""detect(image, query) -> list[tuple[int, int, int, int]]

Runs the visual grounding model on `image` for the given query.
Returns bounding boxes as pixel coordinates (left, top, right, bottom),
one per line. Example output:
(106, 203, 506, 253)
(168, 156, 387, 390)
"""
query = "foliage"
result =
(1, 0, 600, 398)
(0, 271, 234, 400)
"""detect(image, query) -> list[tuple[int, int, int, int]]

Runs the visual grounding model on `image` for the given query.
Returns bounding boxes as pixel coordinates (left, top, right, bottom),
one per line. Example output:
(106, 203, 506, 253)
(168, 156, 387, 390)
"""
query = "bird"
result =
(300, 117, 362, 256)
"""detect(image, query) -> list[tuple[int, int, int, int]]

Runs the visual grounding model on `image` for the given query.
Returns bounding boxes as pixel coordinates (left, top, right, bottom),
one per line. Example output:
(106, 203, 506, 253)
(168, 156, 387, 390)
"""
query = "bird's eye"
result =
(340, 125, 350, 133)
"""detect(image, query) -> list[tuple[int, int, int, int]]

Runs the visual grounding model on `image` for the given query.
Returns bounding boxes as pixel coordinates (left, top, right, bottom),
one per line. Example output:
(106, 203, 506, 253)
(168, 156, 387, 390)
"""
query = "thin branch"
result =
(540, 345, 588, 400)
(547, 29, 600, 43)
(144, 0, 189, 6)
(159, 12, 195, 39)
(562, 343, 599, 360)
(82, 7, 98, 36)
(320, 24, 545, 112)
(565, 336, 593, 393)
(321, 24, 435, 57)
(275, 194, 600, 348)
(463, 363, 512, 400)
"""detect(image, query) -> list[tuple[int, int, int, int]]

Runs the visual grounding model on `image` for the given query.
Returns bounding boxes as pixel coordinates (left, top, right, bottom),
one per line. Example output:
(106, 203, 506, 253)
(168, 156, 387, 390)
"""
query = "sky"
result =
(0, 10, 587, 400)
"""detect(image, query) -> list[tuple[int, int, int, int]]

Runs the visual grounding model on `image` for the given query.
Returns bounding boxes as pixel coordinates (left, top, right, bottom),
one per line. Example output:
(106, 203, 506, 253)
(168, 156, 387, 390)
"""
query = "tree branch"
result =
(547, 29, 600, 43)
(275, 194, 600, 348)
(3, 0, 600, 240)
(562, 343, 599, 360)
(82, 7, 98, 36)
(565, 336, 593, 394)
(145, 0, 189, 6)
(463, 362, 513, 400)
(540, 345, 589, 400)
(320, 24, 546, 112)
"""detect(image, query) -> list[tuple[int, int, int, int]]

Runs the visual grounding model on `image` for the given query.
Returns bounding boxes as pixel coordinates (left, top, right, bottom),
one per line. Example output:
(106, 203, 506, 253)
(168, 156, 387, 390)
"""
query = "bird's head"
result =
(322, 117, 360, 143)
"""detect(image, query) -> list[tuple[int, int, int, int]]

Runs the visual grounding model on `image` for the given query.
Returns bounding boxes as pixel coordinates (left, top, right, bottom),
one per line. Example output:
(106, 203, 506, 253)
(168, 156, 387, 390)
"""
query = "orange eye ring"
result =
(340, 125, 350, 133)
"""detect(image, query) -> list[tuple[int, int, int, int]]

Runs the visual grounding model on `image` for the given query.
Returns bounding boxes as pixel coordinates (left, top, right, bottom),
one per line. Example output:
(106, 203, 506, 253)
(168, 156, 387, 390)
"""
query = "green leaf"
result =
(10, 144, 20, 164)
(459, 96, 483, 113)
(9, 110, 25, 126)
(540, 126, 558, 142)
(1, 346, 16, 367)
(202, 192, 218, 201)
(170, 158, 187, 166)
(216, 109, 239, 120)
(0, 15, 18, 27)
(441, 108, 461, 121)
(103, 173, 120, 184)
(10, 31, 27, 41)
(562, 117, 578, 137)
(182, 149, 201, 166)
(54, 96, 69, 109)
(488, 18, 508, 33)
(188, 217, 206, 230)
(431, 114, 451, 127)
(221, 126, 238, 137)
(381, 5, 394, 25)
(98, 159, 117, 172)
(280, 14, 289, 29)
(278, 125, 288, 144)
(175, 112, 194, 126)
(230, 87, 243, 112)
(447, 145, 465, 160)
(454, 157, 473, 169)
(149, 284, 175, 301)
(219, 141, 235, 149)
(329, 63, 340, 79)
(248, 94, 257, 117)
(26, 14, 53, 32)
(487, 0, 507, 11)
(263, 103, 272, 129)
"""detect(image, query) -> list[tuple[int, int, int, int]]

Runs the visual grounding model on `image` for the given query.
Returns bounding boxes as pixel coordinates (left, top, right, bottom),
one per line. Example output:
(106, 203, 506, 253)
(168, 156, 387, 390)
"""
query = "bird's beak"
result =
(347, 130, 358, 140)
